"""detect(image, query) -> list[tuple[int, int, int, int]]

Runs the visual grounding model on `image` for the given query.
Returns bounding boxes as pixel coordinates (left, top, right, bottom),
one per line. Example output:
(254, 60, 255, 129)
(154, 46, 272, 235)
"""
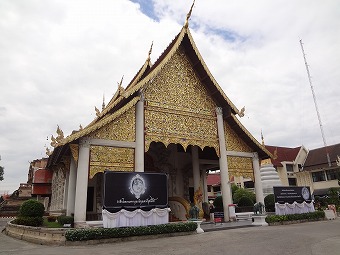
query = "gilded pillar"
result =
(74, 138, 90, 225)
(135, 95, 144, 172)
(216, 107, 232, 221)
(66, 157, 77, 216)
(253, 152, 265, 204)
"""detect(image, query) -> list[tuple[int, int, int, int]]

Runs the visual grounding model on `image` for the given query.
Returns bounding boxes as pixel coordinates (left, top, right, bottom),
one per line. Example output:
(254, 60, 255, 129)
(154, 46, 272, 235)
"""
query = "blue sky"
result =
(0, 0, 339, 194)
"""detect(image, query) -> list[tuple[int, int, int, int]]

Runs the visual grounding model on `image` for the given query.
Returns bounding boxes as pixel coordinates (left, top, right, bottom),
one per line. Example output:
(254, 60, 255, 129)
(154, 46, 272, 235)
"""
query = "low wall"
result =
(4, 222, 67, 245)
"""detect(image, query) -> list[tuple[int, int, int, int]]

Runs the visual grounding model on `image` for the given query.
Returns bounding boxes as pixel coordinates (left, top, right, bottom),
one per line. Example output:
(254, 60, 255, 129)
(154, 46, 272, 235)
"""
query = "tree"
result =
(0, 165, 4, 181)
(233, 188, 256, 205)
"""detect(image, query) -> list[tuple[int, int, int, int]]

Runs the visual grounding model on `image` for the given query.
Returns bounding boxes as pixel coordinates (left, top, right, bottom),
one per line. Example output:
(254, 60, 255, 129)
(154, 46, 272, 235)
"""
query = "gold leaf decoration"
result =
(224, 121, 253, 153)
(89, 146, 134, 178)
(227, 156, 254, 180)
(89, 106, 136, 141)
(144, 45, 219, 153)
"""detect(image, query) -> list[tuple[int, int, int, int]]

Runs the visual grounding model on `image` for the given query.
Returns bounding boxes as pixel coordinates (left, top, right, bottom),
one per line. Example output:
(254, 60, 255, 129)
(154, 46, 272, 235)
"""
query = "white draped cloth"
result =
(275, 202, 315, 215)
(102, 208, 171, 228)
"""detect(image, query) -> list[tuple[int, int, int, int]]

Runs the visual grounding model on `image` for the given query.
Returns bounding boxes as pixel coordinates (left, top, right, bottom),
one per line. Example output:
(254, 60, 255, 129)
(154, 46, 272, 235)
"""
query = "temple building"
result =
(47, 7, 271, 226)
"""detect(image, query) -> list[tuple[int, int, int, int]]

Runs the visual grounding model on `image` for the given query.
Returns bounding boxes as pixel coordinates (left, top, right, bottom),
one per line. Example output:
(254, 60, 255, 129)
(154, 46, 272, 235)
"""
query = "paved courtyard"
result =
(1, 218, 340, 255)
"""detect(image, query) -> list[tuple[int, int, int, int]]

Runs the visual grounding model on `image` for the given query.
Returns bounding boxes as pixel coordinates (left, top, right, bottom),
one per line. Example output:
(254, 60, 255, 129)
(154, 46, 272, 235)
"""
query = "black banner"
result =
(273, 186, 312, 204)
(103, 171, 168, 210)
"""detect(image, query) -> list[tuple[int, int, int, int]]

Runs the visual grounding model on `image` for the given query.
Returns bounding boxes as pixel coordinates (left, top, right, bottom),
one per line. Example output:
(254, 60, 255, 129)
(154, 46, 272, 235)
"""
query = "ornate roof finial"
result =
(118, 75, 124, 90)
(102, 94, 105, 110)
(147, 41, 153, 61)
(95, 106, 101, 117)
(50, 135, 57, 148)
(46, 147, 53, 156)
(238, 106, 245, 117)
(184, 0, 195, 28)
(261, 130, 264, 146)
(56, 125, 64, 143)
(79, 124, 83, 130)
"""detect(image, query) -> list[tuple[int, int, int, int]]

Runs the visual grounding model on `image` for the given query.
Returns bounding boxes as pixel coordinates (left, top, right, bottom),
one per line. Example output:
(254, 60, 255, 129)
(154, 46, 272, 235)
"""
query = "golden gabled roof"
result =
(122, 26, 240, 116)
(55, 96, 140, 147)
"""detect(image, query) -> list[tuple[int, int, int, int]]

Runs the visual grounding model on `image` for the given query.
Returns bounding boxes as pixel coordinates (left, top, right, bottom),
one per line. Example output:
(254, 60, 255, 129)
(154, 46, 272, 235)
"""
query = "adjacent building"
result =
(297, 143, 340, 196)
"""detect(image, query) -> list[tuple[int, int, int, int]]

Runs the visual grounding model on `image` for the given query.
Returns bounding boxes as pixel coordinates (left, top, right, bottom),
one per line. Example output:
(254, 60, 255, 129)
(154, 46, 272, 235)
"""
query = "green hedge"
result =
(265, 211, 325, 224)
(13, 216, 44, 227)
(65, 222, 197, 241)
(57, 216, 74, 226)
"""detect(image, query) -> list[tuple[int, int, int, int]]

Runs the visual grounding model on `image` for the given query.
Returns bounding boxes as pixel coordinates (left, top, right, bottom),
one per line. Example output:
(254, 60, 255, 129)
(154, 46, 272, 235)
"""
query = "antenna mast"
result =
(299, 39, 331, 166)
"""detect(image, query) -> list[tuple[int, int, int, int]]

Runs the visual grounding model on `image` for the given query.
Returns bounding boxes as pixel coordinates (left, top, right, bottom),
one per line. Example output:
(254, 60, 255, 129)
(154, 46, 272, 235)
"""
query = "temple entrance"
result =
(144, 141, 219, 221)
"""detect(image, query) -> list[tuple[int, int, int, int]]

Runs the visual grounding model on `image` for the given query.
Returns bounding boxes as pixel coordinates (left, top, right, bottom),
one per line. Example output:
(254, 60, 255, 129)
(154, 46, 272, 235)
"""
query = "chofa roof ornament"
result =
(184, 0, 195, 28)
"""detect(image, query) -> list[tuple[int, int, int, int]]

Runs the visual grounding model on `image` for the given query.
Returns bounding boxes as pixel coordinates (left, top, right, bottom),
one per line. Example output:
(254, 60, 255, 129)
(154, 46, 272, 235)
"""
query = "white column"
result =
(192, 145, 200, 194)
(66, 157, 77, 216)
(202, 170, 208, 202)
(135, 95, 144, 172)
(216, 107, 232, 221)
(253, 152, 265, 204)
(74, 138, 90, 225)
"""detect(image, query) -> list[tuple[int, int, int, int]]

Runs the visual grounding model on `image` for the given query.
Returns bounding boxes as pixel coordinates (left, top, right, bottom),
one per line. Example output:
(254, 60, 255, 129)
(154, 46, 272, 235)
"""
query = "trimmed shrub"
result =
(19, 199, 45, 217)
(237, 196, 254, 207)
(13, 216, 44, 227)
(13, 199, 45, 227)
(265, 211, 325, 224)
(264, 194, 275, 212)
(65, 222, 197, 241)
(57, 216, 74, 226)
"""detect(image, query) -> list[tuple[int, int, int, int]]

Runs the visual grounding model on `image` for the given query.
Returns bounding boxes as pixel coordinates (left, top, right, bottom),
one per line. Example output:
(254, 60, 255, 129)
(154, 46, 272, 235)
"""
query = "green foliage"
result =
(264, 194, 275, 212)
(213, 196, 223, 209)
(237, 196, 254, 207)
(57, 216, 74, 226)
(0, 165, 4, 181)
(65, 222, 198, 241)
(265, 211, 325, 224)
(19, 199, 45, 217)
(327, 188, 340, 206)
(13, 216, 44, 227)
(43, 218, 63, 228)
(231, 184, 239, 196)
(233, 188, 256, 205)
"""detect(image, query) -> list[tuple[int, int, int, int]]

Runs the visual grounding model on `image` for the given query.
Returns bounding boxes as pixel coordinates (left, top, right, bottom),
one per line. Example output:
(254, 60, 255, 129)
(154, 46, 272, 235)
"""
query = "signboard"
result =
(103, 171, 168, 210)
(273, 186, 312, 204)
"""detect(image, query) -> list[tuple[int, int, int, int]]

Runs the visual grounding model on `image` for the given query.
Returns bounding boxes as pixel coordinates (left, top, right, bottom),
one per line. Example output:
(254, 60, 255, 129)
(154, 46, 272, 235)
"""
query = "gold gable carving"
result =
(144, 45, 219, 153)
(89, 145, 134, 179)
(89, 106, 136, 141)
(227, 156, 254, 180)
(224, 121, 253, 153)
(69, 144, 79, 163)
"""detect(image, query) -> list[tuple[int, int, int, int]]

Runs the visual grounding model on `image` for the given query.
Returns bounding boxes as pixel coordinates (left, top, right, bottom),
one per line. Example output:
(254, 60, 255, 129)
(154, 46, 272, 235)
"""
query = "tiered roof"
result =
(48, 8, 271, 166)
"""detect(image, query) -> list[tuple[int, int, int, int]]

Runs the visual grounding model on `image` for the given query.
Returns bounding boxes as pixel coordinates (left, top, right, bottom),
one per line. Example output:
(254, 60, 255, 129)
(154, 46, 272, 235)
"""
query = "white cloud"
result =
(0, 0, 339, 194)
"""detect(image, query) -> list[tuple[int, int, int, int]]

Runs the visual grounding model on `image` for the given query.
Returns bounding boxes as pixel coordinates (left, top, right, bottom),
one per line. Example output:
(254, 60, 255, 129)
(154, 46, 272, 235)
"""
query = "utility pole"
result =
(300, 39, 331, 166)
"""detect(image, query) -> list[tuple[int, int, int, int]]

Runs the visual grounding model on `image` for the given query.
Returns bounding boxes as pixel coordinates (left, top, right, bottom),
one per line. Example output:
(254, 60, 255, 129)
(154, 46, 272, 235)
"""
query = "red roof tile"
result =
(207, 173, 221, 186)
(265, 145, 301, 167)
(303, 143, 340, 171)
